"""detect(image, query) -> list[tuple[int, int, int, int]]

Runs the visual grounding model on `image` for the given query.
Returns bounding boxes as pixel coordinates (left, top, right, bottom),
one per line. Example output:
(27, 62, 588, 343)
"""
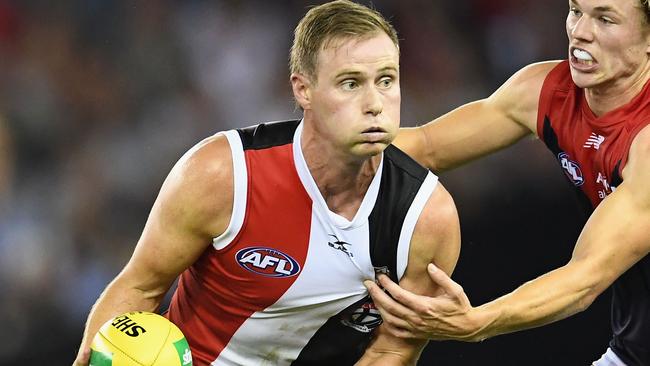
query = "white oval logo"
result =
(235, 247, 301, 278)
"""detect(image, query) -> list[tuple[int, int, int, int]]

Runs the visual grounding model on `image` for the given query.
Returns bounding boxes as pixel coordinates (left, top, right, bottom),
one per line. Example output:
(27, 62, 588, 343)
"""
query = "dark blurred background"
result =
(0, 0, 612, 365)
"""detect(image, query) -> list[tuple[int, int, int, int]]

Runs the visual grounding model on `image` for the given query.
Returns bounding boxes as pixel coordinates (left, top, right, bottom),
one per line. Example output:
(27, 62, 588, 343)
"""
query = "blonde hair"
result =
(290, 0, 399, 82)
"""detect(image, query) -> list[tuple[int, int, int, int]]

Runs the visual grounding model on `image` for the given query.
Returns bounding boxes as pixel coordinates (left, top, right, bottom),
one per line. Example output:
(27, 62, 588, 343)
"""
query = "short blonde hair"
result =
(290, 0, 399, 82)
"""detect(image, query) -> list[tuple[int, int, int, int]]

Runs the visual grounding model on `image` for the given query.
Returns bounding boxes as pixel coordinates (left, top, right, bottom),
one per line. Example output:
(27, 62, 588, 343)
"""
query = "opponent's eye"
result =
(569, 7, 582, 17)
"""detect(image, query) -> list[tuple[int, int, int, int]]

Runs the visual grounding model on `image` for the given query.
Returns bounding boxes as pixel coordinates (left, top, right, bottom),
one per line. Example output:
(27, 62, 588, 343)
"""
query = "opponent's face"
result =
(296, 32, 400, 159)
(566, 0, 650, 89)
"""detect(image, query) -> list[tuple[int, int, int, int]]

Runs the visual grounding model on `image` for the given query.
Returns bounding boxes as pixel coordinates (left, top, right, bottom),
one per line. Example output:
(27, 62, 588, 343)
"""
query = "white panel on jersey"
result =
(396, 172, 439, 280)
(211, 211, 375, 366)
(212, 130, 248, 250)
(292, 122, 383, 230)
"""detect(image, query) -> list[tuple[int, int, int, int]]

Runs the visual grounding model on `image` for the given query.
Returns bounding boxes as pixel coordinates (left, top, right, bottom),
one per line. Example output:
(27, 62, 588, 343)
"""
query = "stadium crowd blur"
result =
(0, 1, 612, 364)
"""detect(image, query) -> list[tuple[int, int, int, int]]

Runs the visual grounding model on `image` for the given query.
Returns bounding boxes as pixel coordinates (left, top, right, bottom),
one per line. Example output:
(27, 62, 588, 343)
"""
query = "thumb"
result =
(428, 263, 463, 297)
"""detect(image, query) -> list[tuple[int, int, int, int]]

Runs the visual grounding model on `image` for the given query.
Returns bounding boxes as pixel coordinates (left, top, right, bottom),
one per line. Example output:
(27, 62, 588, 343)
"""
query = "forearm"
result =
(475, 262, 600, 340)
(78, 276, 165, 353)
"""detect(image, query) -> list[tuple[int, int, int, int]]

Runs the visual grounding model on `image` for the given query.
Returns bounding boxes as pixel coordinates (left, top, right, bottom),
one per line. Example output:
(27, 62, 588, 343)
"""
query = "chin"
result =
(354, 143, 388, 158)
(570, 69, 599, 89)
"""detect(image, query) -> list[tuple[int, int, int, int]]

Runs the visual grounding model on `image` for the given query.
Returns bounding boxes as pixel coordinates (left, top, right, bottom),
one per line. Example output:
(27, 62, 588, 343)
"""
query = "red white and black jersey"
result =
(166, 120, 438, 366)
(537, 61, 650, 365)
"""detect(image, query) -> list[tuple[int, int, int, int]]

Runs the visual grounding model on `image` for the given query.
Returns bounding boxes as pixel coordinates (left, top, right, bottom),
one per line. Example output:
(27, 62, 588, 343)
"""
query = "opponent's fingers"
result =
(375, 275, 430, 313)
(377, 301, 413, 329)
(427, 263, 467, 302)
(364, 280, 413, 320)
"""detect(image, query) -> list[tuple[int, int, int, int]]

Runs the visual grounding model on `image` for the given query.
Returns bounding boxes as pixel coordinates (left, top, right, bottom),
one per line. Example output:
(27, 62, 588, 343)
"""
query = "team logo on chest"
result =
(558, 152, 584, 186)
(340, 299, 383, 333)
(235, 247, 301, 277)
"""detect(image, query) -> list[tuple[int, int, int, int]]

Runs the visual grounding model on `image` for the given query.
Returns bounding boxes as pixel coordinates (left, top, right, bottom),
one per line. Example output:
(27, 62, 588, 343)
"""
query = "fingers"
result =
(427, 263, 466, 299)
(374, 275, 430, 314)
(364, 280, 411, 318)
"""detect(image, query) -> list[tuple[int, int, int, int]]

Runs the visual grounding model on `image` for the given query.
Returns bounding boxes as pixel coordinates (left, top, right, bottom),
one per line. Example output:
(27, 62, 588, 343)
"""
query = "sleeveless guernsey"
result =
(537, 61, 650, 365)
(166, 120, 438, 365)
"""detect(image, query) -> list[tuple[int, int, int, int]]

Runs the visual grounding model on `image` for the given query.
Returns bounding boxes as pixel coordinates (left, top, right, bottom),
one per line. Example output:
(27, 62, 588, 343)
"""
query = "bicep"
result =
(396, 62, 557, 172)
(119, 135, 234, 294)
(361, 183, 461, 360)
(400, 182, 460, 296)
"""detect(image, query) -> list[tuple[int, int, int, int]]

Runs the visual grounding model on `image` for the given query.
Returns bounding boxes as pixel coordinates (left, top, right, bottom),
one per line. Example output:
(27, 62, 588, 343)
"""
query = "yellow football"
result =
(89, 311, 192, 366)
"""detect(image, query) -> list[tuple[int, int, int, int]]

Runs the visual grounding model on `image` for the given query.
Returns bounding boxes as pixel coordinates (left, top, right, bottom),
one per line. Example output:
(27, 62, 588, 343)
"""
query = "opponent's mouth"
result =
(571, 47, 596, 65)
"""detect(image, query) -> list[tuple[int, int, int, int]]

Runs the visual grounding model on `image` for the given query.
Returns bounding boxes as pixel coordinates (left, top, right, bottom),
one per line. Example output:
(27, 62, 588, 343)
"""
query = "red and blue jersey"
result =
(537, 61, 650, 365)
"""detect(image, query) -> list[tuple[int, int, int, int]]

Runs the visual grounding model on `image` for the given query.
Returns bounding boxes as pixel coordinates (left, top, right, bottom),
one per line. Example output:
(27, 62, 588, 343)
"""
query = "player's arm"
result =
(394, 61, 559, 172)
(367, 125, 650, 342)
(73, 134, 233, 365)
(356, 182, 461, 365)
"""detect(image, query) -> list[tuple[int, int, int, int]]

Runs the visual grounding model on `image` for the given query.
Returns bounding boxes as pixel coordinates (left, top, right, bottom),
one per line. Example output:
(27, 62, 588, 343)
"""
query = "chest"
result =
(545, 111, 627, 207)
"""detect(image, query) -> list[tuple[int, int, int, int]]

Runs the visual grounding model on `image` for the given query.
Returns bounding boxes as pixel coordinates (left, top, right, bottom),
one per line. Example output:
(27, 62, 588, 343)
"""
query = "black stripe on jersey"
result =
(237, 119, 301, 150)
(292, 145, 430, 365)
(369, 144, 429, 282)
(541, 116, 594, 216)
(291, 296, 376, 366)
(611, 159, 622, 188)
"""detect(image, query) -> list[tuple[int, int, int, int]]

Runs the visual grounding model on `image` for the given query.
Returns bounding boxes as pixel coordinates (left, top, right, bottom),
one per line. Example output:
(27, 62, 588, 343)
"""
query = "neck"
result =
(585, 64, 650, 117)
(301, 125, 381, 221)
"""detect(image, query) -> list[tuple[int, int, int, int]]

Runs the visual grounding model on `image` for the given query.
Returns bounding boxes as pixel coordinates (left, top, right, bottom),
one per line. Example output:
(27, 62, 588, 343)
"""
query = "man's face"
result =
(566, 0, 650, 89)
(303, 32, 400, 159)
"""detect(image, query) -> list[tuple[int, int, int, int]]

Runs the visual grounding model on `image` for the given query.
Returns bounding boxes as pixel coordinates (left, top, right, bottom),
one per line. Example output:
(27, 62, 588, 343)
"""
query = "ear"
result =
(291, 73, 312, 110)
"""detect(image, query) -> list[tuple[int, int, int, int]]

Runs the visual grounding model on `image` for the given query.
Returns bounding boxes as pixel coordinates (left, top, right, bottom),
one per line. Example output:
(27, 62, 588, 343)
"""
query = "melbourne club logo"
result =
(328, 234, 353, 257)
(236, 247, 301, 277)
(340, 299, 383, 333)
(558, 152, 584, 186)
(583, 132, 605, 150)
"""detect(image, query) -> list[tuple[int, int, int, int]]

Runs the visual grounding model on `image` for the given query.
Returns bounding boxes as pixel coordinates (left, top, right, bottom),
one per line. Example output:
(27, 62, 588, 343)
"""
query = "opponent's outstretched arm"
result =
(72, 135, 233, 365)
(366, 125, 650, 341)
(356, 182, 461, 365)
(394, 61, 558, 172)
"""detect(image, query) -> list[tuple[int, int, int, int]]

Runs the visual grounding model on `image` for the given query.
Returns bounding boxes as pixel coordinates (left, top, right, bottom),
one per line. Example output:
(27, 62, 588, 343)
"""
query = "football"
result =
(89, 311, 192, 366)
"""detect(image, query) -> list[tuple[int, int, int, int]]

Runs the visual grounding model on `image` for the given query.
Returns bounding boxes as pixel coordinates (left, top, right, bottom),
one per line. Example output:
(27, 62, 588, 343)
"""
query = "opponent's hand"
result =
(364, 263, 484, 342)
(72, 347, 90, 366)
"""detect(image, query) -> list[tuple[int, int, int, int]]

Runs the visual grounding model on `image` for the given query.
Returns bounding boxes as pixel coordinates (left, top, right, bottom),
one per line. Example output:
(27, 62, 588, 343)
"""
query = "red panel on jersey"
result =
(166, 142, 313, 365)
(537, 61, 650, 208)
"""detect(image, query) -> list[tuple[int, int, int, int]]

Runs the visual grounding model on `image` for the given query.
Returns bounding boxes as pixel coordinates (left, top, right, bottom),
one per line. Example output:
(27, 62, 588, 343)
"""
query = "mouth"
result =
(361, 127, 389, 143)
(569, 47, 598, 71)
(362, 126, 386, 134)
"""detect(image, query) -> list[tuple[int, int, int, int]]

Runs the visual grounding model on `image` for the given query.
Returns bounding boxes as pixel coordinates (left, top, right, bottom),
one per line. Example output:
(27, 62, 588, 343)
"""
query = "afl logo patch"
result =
(558, 152, 584, 186)
(236, 247, 301, 278)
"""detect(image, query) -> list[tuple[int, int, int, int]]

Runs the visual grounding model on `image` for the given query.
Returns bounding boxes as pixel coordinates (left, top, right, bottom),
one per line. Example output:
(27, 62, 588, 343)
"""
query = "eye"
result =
(377, 77, 393, 89)
(569, 7, 582, 17)
(599, 16, 614, 24)
(341, 80, 358, 91)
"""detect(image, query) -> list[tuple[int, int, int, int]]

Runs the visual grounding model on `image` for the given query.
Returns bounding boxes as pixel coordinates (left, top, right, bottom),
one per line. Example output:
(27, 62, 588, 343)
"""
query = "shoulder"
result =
(502, 61, 562, 93)
(489, 60, 563, 131)
(159, 133, 234, 238)
(412, 182, 459, 245)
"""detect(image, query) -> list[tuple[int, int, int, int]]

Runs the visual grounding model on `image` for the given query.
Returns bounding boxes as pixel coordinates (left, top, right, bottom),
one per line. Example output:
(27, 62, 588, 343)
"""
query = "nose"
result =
(364, 87, 383, 117)
(569, 14, 594, 43)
